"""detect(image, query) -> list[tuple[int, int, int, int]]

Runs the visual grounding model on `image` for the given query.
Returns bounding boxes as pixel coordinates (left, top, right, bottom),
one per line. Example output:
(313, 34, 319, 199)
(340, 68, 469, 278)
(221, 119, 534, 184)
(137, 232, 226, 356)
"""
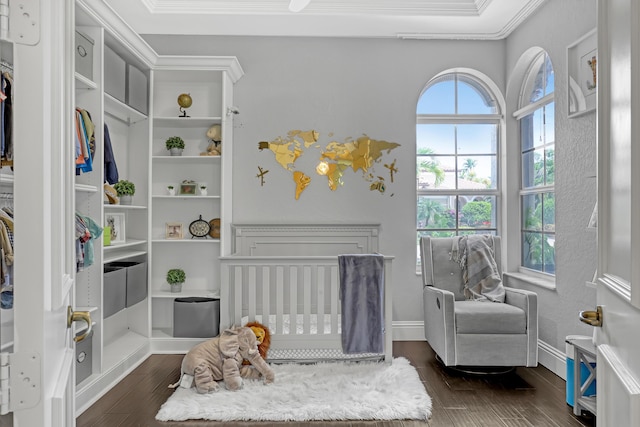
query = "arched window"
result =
(513, 51, 555, 275)
(416, 71, 502, 266)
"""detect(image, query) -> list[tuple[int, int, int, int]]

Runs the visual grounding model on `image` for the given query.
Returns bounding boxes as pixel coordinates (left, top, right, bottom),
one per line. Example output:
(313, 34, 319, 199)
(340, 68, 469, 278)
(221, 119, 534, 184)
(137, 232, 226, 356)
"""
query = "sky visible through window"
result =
(417, 79, 498, 187)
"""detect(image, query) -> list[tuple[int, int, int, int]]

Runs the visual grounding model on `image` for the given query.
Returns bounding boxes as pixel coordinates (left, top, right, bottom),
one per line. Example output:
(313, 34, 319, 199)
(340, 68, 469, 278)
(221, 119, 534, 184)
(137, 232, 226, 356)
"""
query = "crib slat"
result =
(289, 266, 298, 334)
(276, 266, 284, 335)
(233, 265, 243, 327)
(303, 266, 311, 335)
(317, 266, 325, 334)
(330, 264, 339, 334)
(248, 266, 256, 321)
(262, 266, 270, 327)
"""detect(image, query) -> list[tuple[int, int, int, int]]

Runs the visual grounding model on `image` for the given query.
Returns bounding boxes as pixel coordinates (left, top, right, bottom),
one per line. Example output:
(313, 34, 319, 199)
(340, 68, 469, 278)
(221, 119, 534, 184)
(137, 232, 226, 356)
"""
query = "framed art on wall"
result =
(105, 213, 126, 245)
(567, 29, 597, 118)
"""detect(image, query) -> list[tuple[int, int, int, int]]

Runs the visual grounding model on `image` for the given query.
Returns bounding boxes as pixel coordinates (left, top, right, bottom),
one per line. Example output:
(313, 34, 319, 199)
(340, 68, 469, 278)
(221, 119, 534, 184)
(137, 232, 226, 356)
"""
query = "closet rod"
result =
(0, 60, 13, 72)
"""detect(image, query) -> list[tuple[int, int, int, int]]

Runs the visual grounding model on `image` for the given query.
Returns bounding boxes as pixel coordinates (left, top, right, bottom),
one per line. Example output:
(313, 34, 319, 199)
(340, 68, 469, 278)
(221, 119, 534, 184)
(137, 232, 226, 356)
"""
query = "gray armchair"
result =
(420, 236, 538, 368)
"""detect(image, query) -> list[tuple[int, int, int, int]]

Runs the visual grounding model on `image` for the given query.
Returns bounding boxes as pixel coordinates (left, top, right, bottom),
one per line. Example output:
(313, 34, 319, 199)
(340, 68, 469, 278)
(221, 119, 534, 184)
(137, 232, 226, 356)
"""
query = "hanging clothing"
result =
(1, 71, 12, 164)
(104, 122, 119, 184)
(75, 213, 102, 272)
(77, 213, 103, 269)
(75, 108, 94, 174)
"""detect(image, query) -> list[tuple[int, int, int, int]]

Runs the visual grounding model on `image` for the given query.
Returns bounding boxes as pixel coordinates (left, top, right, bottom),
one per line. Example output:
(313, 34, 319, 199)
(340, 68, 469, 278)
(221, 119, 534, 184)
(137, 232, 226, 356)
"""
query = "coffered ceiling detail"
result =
(103, 0, 547, 39)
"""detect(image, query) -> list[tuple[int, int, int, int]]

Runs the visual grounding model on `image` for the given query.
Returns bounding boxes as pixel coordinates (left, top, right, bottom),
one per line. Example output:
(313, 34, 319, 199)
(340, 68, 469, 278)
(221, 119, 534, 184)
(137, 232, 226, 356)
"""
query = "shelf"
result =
(104, 248, 147, 264)
(152, 238, 220, 244)
(104, 239, 146, 250)
(104, 93, 148, 124)
(152, 155, 221, 162)
(152, 290, 220, 299)
(74, 320, 97, 335)
(0, 173, 14, 184)
(103, 330, 148, 372)
(577, 396, 597, 415)
(152, 195, 220, 200)
(75, 72, 97, 90)
(75, 183, 99, 193)
(153, 117, 222, 127)
(104, 204, 147, 210)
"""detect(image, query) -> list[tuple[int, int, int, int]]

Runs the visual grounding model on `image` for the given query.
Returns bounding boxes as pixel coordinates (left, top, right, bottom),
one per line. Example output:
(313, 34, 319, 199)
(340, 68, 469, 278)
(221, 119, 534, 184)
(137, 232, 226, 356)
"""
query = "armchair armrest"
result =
(504, 286, 538, 366)
(423, 286, 457, 365)
(504, 286, 537, 318)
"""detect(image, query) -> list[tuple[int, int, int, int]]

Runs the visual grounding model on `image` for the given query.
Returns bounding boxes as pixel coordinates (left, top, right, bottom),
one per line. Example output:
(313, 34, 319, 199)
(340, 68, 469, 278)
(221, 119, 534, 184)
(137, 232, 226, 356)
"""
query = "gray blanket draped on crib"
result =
(338, 254, 385, 354)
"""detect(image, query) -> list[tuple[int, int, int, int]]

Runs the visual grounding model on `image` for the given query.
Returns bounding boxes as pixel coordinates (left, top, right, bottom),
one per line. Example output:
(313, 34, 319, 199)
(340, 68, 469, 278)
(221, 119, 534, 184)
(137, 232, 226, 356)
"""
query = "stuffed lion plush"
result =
(177, 322, 274, 393)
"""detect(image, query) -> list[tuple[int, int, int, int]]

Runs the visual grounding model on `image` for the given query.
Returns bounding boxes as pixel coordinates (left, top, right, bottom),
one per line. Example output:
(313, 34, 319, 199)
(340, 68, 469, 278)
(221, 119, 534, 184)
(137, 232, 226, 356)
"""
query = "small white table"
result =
(567, 336, 597, 416)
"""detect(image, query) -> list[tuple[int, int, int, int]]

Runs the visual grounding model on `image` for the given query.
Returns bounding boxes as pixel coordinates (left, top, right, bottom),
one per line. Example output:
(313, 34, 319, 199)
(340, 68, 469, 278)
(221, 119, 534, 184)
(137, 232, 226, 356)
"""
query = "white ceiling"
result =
(103, 0, 548, 40)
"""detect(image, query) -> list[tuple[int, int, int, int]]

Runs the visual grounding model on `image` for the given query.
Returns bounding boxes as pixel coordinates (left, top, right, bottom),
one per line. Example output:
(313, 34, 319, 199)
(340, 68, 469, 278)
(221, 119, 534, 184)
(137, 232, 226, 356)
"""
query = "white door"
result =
(9, 1, 81, 426)
(589, 0, 640, 425)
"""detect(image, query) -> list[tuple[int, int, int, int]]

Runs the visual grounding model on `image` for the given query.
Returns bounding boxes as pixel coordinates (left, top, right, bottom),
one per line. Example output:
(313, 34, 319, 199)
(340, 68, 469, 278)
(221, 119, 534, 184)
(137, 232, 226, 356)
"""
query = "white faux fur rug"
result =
(156, 357, 432, 422)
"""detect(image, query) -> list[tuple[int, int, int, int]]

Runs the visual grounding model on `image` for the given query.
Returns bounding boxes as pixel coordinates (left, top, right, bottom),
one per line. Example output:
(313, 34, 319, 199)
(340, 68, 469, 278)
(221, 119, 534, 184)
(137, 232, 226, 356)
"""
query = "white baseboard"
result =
(538, 338, 567, 380)
(392, 322, 568, 380)
(392, 321, 424, 341)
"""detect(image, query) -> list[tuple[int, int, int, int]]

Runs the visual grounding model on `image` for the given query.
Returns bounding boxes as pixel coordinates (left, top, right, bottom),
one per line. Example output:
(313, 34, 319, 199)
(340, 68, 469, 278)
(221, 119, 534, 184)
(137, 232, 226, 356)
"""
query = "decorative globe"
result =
(177, 93, 192, 109)
(177, 93, 192, 117)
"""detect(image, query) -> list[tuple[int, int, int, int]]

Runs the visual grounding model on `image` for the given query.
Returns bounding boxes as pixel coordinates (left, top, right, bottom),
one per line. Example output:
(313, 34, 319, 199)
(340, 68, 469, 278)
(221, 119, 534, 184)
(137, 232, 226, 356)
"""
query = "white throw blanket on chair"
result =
(452, 235, 505, 303)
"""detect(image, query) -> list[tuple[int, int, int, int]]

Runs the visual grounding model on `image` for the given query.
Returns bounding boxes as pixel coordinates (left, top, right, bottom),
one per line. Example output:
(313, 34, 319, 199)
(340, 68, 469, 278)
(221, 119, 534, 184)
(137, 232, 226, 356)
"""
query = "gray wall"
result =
(504, 0, 598, 352)
(143, 0, 598, 362)
(144, 34, 506, 328)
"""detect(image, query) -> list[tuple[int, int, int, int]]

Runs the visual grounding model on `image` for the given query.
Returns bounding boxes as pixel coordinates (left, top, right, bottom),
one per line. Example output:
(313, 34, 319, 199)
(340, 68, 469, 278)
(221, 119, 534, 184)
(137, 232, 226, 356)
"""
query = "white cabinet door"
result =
(593, 0, 640, 425)
(12, 1, 79, 425)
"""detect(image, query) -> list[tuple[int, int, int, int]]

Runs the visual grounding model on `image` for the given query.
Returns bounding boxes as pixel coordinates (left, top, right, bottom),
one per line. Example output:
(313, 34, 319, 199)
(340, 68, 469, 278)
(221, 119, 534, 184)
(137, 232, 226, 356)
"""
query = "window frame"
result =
(416, 71, 503, 269)
(514, 52, 556, 277)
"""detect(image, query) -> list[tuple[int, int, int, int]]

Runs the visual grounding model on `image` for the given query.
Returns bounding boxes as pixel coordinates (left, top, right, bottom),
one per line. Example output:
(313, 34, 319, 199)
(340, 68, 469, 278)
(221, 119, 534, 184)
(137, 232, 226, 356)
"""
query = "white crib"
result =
(219, 224, 393, 363)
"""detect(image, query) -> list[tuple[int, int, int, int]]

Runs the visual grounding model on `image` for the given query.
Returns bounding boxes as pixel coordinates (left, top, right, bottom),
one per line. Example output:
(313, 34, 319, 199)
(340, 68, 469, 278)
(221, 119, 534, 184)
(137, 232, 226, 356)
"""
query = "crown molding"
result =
(398, 0, 547, 40)
(77, 0, 244, 80)
(77, 0, 158, 67)
(153, 55, 244, 83)
(140, 0, 490, 16)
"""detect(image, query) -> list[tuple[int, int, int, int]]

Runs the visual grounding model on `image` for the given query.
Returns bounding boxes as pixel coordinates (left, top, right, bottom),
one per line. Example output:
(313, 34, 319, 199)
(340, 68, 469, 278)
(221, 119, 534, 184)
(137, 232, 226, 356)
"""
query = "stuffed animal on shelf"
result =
(200, 124, 222, 156)
(174, 322, 274, 393)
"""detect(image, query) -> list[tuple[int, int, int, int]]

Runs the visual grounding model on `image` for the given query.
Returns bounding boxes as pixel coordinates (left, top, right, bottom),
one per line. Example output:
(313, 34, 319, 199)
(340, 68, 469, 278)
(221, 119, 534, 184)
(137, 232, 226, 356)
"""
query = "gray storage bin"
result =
(173, 297, 220, 338)
(104, 45, 126, 103)
(127, 64, 148, 114)
(103, 265, 126, 318)
(109, 261, 148, 307)
(75, 31, 94, 80)
(75, 330, 93, 385)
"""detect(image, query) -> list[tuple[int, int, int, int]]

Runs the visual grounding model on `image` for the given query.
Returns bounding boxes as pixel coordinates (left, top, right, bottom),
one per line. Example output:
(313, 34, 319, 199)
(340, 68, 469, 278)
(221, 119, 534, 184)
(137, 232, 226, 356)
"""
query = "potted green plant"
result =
(165, 136, 185, 156)
(113, 180, 135, 205)
(166, 268, 186, 293)
(167, 185, 175, 196)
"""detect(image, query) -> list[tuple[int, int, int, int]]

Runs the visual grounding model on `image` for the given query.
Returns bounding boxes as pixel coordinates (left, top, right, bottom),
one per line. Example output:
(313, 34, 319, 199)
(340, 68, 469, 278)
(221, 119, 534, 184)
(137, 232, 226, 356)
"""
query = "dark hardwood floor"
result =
(76, 341, 595, 427)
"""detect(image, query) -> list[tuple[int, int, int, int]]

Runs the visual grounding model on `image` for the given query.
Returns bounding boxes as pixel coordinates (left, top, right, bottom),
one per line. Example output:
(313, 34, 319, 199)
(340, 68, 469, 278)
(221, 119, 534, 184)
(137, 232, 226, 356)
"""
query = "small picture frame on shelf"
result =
(567, 29, 597, 118)
(166, 222, 183, 240)
(179, 182, 197, 195)
(105, 213, 125, 245)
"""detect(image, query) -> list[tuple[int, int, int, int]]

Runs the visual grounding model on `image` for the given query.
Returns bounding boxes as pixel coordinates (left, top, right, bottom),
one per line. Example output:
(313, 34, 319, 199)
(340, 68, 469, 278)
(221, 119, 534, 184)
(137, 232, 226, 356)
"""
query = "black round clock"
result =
(189, 215, 210, 239)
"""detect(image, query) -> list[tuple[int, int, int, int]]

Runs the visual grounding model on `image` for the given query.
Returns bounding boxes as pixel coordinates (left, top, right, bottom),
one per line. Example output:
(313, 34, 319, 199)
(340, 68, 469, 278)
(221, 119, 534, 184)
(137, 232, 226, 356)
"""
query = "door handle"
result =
(67, 306, 92, 343)
(579, 305, 603, 327)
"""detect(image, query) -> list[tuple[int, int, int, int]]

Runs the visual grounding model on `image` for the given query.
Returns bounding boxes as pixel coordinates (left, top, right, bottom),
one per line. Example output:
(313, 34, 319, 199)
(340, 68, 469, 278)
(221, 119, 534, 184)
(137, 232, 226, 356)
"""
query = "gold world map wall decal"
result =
(258, 130, 400, 200)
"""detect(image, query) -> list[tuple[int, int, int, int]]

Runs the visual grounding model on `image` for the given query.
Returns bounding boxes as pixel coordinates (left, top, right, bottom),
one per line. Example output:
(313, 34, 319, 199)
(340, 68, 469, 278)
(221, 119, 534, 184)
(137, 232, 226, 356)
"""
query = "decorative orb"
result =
(177, 93, 192, 109)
